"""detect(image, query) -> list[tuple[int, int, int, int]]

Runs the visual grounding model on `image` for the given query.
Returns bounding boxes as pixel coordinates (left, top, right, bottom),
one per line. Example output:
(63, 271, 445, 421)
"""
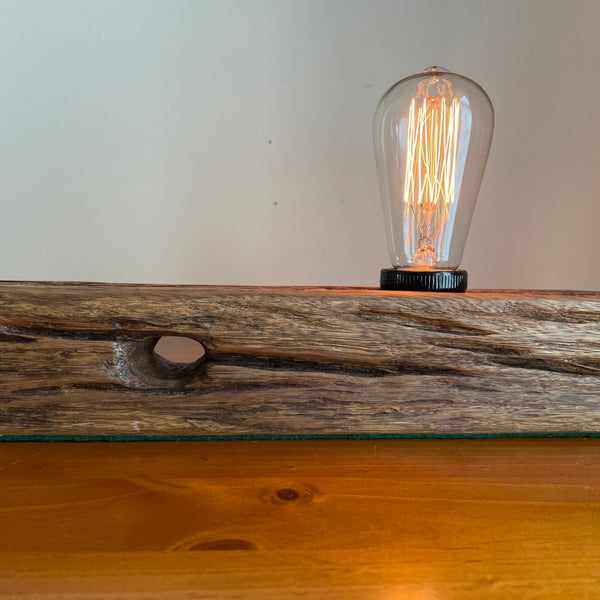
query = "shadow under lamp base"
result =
(380, 268, 468, 292)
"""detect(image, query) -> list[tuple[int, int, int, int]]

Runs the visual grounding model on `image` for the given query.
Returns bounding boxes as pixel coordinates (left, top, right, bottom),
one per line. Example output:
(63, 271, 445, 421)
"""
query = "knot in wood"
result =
(259, 483, 320, 505)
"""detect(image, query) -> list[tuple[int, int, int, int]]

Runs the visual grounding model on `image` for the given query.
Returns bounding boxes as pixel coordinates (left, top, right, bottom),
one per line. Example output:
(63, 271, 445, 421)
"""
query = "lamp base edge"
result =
(380, 268, 468, 293)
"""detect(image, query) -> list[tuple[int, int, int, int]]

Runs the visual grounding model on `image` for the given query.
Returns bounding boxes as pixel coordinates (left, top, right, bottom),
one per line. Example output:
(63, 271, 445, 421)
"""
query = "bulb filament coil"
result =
(403, 94, 460, 267)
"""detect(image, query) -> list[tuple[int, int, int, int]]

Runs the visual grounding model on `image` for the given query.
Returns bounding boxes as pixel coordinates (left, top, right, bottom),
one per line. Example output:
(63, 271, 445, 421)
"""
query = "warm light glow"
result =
(374, 66, 494, 288)
(403, 84, 460, 268)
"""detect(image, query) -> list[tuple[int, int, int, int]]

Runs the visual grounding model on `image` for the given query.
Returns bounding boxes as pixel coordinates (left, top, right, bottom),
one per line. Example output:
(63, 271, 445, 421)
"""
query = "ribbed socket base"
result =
(380, 268, 468, 293)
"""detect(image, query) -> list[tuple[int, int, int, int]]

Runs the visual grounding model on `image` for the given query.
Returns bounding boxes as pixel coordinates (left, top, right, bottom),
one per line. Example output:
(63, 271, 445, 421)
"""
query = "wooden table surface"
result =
(0, 438, 599, 598)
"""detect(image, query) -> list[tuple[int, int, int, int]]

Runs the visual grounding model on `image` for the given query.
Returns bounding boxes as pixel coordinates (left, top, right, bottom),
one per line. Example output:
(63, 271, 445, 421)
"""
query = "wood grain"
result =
(0, 438, 599, 598)
(0, 282, 599, 436)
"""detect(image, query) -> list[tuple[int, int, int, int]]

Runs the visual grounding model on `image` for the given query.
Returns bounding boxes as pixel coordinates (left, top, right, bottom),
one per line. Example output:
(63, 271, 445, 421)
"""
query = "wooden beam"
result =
(0, 282, 599, 436)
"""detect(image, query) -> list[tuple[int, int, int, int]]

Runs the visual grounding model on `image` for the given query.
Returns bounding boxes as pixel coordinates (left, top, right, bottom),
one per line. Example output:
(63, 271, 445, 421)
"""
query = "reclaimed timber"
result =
(0, 281, 599, 436)
(1, 438, 599, 598)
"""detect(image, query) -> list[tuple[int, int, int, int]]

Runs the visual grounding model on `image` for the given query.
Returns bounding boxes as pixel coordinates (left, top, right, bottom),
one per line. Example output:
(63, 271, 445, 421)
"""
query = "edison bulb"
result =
(374, 67, 494, 292)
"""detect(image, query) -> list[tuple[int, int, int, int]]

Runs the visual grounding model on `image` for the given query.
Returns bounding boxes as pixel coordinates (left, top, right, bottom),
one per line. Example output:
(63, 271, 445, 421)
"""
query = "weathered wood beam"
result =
(0, 282, 599, 436)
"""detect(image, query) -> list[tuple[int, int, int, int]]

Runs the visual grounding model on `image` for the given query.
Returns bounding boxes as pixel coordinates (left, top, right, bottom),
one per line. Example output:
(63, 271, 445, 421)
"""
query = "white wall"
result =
(1, 0, 599, 289)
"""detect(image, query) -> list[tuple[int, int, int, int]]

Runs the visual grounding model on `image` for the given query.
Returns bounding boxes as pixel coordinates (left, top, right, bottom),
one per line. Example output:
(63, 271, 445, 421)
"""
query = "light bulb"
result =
(373, 66, 494, 292)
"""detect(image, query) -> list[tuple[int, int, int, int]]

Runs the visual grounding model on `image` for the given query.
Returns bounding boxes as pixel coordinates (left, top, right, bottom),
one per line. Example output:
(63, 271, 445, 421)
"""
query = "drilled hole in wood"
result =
(125, 336, 207, 388)
(153, 336, 206, 365)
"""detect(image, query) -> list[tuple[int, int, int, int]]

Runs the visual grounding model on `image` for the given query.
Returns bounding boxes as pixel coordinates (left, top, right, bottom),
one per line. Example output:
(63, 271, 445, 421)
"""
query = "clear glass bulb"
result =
(374, 67, 494, 290)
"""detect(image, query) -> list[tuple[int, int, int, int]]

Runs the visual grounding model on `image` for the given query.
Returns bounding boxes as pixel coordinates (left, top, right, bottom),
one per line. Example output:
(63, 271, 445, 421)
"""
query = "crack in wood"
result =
(354, 309, 493, 336)
(0, 331, 36, 343)
(427, 338, 600, 376)
(210, 354, 465, 377)
(491, 357, 600, 376)
(506, 303, 600, 324)
(0, 325, 155, 342)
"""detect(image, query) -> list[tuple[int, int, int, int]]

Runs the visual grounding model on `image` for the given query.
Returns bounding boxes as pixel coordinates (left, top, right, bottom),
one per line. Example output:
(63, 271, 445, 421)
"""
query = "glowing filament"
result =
(403, 95, 460, 267)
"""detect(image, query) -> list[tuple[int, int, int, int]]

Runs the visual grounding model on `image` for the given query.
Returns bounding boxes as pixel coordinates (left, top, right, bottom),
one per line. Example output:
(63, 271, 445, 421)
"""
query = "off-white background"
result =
(1, 0, 599, 289)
